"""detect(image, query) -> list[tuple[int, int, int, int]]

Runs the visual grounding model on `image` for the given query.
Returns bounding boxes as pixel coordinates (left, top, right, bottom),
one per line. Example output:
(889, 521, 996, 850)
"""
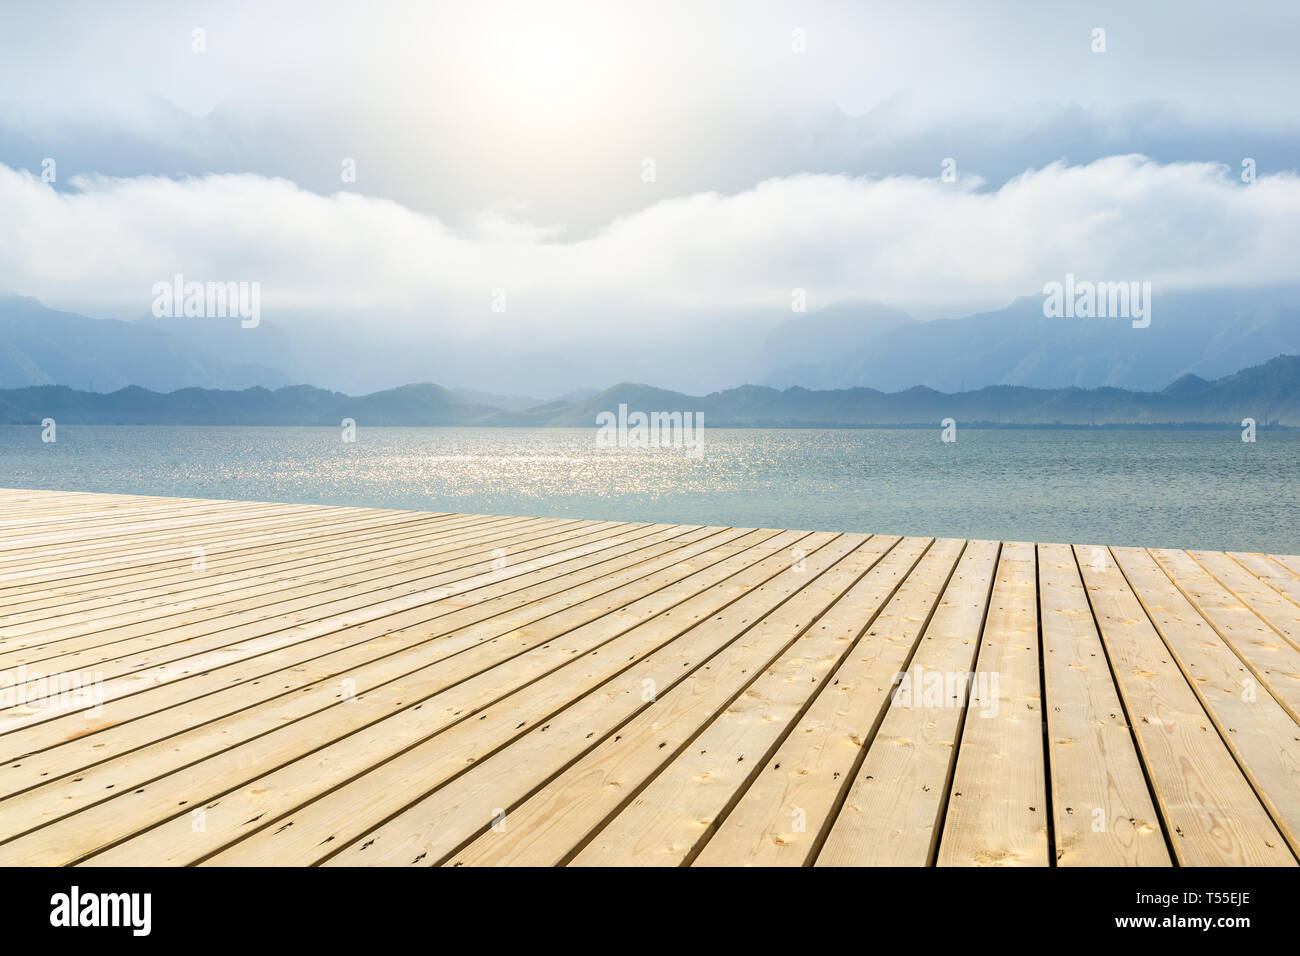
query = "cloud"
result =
(2, 155, 1298, 335)
(4, 1, 1300, 231)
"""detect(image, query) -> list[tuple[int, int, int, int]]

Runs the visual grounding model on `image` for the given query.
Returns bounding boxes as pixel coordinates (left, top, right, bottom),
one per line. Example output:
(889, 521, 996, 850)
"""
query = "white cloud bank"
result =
(2, 155, 1298, 335)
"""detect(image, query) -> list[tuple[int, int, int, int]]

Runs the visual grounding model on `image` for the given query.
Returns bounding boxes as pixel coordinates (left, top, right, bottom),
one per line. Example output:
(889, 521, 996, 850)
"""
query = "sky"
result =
(1, 0, 1298, 394)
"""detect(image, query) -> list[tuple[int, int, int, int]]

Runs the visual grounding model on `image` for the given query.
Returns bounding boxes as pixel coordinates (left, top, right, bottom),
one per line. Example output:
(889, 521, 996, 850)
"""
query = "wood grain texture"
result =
(1080, 545, 1294, 866)
(1037, 544, 1169, 866)
(935, 541, 1048, 866)
(0, 488, 1293, 867)
(815, 540, 1001, 866)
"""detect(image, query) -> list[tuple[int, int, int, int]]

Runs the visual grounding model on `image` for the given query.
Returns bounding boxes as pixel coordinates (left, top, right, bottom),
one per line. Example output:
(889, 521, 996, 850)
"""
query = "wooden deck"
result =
(0, 487, 1297, 867)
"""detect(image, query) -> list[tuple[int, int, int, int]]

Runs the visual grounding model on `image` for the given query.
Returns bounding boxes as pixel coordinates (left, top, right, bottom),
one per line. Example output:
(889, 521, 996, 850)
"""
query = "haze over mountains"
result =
(757, 286, 1300, 392)
(0, 294, 289, 392)
(4, 286, 1300, 403)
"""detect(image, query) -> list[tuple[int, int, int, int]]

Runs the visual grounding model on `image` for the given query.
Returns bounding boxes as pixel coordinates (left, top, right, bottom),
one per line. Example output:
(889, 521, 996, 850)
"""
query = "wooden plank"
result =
(5, 530, 823, 863)
(0, 519, 670, 733)
(1225, 553, 1300, 616)
(1151, 548, 1300, 721)
(0, 518, 627, 693)
(0, 506, 324, 582)
(0, 506, 410, 593)
(1036, 544, 1169, 866)
(815, 540, 1002, 866)
(0, 512, 528, 643)
(0, 525, 747, 778)
(1191, 549, 1300, 654)
(0, 510, 461, 626)
(134, 534, 862, 867)
(0, 508, 445, 612)
(0, 500, 268, 539)
(0, 497, 426, 553)
(1112, 547, 1300, 857)
(1272, 555, 1300, 576)
(935, 541, 1048, 866)
(0, 513, 560, 664)
(1078, 545, 1294, 866)
(687, 538, 967, 866)
(0, 489, 1295, 867)
(208, 534, 891, 866)
(0, 501, 315, 561)
(361, 537, 927, 868)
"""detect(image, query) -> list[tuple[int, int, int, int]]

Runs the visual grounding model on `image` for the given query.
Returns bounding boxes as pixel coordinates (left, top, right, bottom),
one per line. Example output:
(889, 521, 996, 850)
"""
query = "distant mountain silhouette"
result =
(448, 387, 546, 412)
(755, 300, 915, 388)
(754, 287, 1300, 393)
(3, 355, 1297, 426)
(0, 294, 289, 392)
(1161, 373, 1213, 397)
(10, 288, 1300, 398)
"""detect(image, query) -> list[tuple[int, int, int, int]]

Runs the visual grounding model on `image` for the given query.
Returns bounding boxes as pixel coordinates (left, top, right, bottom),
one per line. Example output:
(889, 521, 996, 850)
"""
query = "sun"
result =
(481, 10, 609, 120)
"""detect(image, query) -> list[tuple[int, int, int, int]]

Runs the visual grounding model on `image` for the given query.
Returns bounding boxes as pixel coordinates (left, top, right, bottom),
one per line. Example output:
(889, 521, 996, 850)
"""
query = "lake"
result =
(1, 425, 1296, 553)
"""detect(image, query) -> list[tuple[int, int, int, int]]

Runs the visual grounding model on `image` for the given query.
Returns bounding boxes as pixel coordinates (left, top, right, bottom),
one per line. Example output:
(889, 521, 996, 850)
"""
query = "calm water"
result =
(1, 426, 1296, 553)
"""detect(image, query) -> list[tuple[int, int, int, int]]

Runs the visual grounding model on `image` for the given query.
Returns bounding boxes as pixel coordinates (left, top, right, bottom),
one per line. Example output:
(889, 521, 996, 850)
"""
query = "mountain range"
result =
(5, 286, 1300, 399)
(3, 354, 1298, 427)
(756, 288, 1300, 392)
(0, 294, 288, 392)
